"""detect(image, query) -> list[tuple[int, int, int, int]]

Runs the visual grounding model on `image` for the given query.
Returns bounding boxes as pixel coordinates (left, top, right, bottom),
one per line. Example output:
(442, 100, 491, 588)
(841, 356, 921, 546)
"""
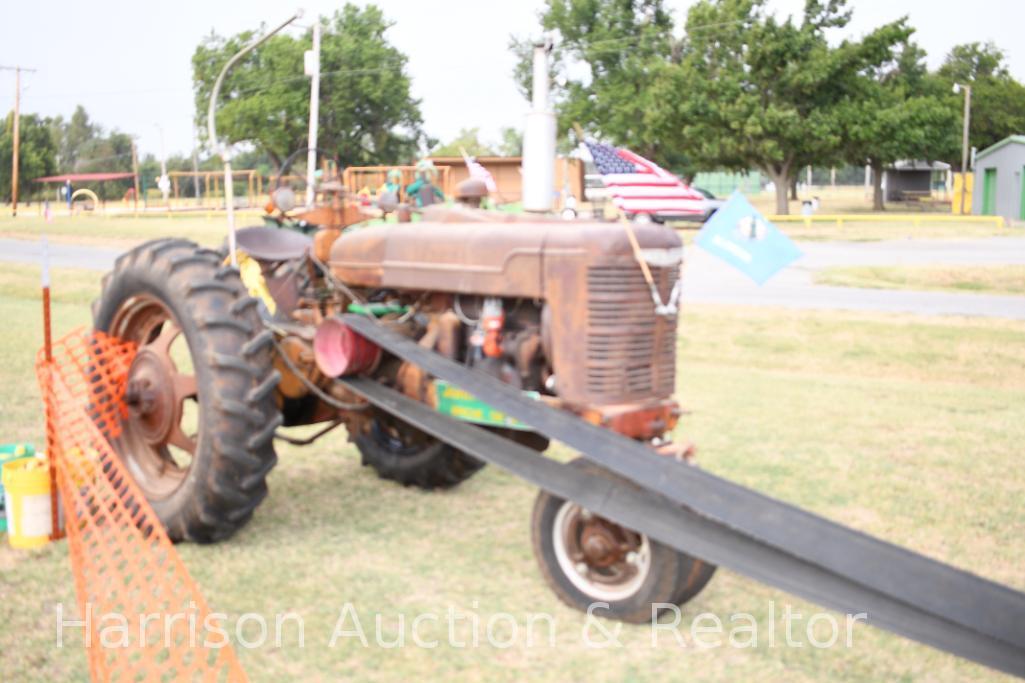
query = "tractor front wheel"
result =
(531, 458, 715, 623)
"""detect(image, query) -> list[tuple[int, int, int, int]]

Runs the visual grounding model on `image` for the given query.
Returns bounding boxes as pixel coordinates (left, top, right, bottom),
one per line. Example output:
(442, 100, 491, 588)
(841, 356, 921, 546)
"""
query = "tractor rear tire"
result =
(92, 238, 281, 543)
(355, 413, 485, 489)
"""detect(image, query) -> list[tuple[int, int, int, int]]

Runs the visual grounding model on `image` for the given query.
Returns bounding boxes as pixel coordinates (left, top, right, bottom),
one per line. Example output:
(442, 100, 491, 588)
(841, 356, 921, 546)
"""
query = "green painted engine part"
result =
(433, 380, 538, 431)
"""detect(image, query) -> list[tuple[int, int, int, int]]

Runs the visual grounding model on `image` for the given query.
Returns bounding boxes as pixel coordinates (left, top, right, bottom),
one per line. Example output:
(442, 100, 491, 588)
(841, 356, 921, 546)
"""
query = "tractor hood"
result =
(329, 211, 682, 299)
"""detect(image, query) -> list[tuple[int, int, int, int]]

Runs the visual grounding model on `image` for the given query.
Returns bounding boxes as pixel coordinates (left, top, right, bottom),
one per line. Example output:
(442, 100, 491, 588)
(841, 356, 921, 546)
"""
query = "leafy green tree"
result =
(667, 0, 914, 213)
(497, 127, 523, 157)
(514, 0, 677, 162)
(937, 41, 1008, 83)
(193, 4, 424, 169)
(0, 112, 57, 203)
(193, 30, 307, 168)
(525, 0, 922, 213)
(934, 42, 1025, 165)
(49, 105, 99, 171)
(841, 40, 958, 209)
(431, 127, 495, 157)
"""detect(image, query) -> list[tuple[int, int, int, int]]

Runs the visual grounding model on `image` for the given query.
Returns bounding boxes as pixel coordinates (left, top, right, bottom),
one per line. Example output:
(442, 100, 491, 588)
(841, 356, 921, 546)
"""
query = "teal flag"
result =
(696, 191, 802, 284)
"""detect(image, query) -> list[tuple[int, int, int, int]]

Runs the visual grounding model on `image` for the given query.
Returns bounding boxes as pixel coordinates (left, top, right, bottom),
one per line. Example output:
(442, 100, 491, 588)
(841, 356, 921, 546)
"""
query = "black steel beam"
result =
(341, 314, 1025, 677)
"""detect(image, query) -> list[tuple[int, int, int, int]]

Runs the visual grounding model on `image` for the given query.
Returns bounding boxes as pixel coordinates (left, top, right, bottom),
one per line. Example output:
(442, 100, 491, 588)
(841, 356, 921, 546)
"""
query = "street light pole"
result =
(953, 83, 972, 215)
(208, 10, 303, 266)
(305, 19, 321, 209)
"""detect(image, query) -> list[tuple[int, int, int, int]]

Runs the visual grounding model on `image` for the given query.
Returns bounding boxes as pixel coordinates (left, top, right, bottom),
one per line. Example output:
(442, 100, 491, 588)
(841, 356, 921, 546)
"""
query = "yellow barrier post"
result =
(766, 213, 1006, 226)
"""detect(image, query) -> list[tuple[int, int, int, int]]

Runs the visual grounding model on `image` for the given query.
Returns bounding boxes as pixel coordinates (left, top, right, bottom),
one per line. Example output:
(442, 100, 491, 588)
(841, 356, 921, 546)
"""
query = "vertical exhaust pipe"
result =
(522, 39, 556, 213)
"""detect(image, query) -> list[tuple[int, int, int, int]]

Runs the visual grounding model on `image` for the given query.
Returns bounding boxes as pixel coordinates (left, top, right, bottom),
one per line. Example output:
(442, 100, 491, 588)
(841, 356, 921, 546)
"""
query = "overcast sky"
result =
(2, 0, 1022, 161)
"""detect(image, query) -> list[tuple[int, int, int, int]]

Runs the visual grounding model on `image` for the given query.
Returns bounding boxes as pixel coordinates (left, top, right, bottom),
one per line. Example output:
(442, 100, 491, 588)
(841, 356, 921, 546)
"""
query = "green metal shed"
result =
(972, 135, 1025, 221)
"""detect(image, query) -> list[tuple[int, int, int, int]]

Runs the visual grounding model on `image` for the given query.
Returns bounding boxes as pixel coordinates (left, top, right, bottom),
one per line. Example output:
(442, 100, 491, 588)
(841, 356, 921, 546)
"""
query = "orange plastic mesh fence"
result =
(35, 329, 247, 683)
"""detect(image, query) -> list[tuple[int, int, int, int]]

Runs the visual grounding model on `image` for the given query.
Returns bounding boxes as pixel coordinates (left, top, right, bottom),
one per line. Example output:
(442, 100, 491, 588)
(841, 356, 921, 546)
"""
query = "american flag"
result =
(584, 139, 705, 217)
(461, 150, 497, 193)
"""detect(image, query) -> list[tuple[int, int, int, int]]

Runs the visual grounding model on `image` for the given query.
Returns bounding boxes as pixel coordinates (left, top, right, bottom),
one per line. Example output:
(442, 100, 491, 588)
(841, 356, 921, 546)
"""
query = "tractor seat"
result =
(233, 226, 312, 261)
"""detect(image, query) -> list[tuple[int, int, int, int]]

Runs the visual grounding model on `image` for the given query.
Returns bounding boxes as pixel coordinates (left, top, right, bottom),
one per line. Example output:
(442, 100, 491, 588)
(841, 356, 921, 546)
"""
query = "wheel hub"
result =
(125, 348, 180, 447)
(553, 503, 653, 602)
(581, 521, 630, 568)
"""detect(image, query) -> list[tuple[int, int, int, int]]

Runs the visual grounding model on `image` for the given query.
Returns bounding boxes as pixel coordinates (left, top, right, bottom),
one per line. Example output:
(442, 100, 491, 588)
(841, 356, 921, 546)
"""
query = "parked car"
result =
(631, 186, 724, 225)
(695, 187, 725, 220)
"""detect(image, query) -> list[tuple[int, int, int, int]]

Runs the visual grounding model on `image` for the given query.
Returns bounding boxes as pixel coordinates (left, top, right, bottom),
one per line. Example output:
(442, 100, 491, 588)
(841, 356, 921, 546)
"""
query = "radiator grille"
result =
(585, 264, 679, 402)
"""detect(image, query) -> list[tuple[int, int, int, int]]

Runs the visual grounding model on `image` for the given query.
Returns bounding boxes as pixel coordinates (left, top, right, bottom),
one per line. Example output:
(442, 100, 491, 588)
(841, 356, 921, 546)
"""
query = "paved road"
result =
(0, 238, 120, 272)
(682, 238, 1025, 320)
(782, 237, 1025, 267)
(2, 236, 1024, 320)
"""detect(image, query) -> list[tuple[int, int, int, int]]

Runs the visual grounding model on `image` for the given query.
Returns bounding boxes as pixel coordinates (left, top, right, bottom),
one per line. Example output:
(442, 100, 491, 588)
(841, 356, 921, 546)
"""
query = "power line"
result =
(17, 19, 749, 105)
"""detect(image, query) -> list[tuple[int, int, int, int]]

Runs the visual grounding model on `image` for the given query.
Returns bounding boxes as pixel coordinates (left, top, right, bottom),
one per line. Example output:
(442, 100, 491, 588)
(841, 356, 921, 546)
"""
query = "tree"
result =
(0, 112, 57, 203)
(514, 0, 677, 162)
(497, 127, 523, 157)
(668, 0, 915, 213)
(935, 42, 1025, 166)
(193, 4, 425, 169)
(525, 0, 919, 213)
(49, 105, 99, 171)
(431, 127, 495, 157)
(45, 105, 140, 198)
(937, 41, 1008, 83)
(841, 40, 957, 209)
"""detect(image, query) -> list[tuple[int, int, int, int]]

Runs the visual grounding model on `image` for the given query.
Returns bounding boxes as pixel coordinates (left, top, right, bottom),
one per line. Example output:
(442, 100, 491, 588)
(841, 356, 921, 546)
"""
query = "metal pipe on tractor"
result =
(85, 28, 1025, 678)
(522, 38, 556, 213)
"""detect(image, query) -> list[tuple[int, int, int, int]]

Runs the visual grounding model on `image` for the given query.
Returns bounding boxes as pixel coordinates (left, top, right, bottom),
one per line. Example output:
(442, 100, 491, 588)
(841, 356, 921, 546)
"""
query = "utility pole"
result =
(130, 139, 141, 213)
(1, 65, 37, 217)
(304, 19, 321, 208)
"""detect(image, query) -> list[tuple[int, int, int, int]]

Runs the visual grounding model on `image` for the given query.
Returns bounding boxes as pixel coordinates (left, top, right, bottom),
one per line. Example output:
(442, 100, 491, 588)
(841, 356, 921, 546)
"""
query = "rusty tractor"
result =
(92, 171, 1025, 676)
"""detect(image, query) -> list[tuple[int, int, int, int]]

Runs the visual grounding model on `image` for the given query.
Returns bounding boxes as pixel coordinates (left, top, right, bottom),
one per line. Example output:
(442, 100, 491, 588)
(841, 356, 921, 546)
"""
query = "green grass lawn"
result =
(815, 265, 1025, 296)
(1, 268, 1023, 681)
(0, 212, 267, 249)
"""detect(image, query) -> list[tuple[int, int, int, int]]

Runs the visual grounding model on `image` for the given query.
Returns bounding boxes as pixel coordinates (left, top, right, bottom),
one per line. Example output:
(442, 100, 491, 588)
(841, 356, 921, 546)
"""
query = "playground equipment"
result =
(168, 169, 263, 207)
(343, 164, 452, 200)
(69, 188, 100, 212)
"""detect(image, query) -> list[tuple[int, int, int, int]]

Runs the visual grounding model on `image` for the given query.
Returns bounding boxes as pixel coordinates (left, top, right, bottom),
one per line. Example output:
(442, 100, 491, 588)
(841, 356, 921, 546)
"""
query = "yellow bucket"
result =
(2, 458, 53, 549)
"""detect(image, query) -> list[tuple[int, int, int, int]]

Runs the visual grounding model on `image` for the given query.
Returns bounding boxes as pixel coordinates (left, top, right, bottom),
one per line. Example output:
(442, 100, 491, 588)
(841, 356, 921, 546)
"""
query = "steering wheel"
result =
(268, 147, 342, 215)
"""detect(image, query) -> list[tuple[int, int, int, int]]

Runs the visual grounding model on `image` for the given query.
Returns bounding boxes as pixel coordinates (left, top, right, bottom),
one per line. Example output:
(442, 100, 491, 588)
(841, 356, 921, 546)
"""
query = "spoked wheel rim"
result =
(109, 294, 199, 500)
(552, 502, 652, 602)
